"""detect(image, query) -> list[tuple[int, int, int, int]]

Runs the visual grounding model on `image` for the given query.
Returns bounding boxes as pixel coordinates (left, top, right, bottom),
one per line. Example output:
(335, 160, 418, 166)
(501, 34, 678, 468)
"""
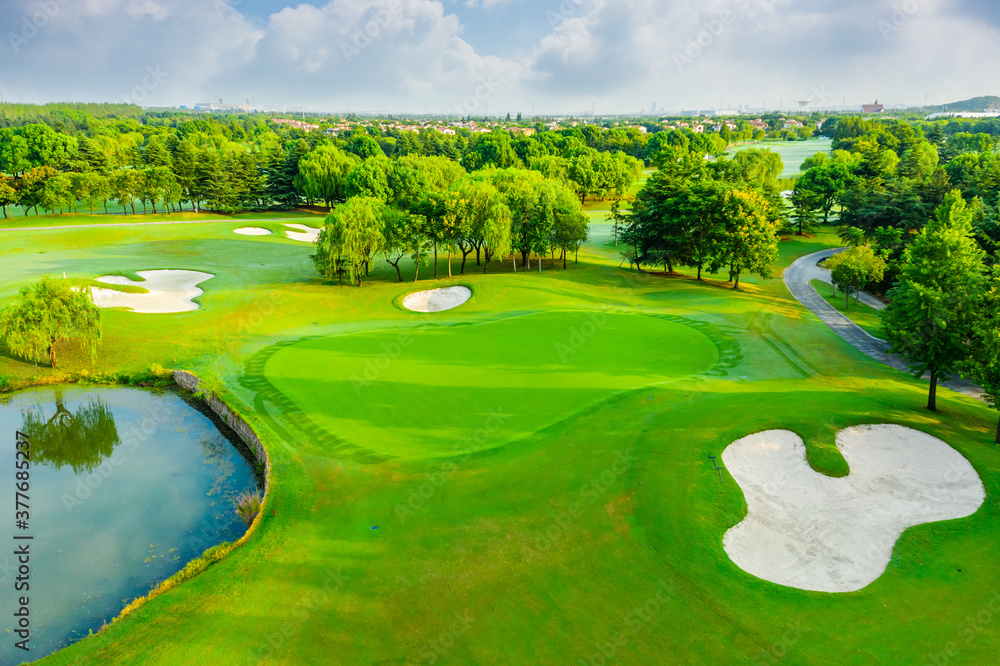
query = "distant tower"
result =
(651, 102, 657, 114)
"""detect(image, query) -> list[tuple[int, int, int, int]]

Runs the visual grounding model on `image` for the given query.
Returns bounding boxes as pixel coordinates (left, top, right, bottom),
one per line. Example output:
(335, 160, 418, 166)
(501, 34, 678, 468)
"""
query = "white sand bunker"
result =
(403, 286, 472, 313)
(91, 270, 214, 314)
(722, 425, 984, 593)
(234, 227, 272, 236)
(284, 223, 321, 243)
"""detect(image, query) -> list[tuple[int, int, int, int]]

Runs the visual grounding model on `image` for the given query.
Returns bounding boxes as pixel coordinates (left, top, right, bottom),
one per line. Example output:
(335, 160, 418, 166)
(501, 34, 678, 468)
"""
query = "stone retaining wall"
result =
(173, 371, 269, 491)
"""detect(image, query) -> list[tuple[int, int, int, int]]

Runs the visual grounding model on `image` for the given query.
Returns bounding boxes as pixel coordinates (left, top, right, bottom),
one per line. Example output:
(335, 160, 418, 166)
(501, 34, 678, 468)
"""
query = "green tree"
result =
(110, 169, 141, 214)
(462, 180, 512, 273)
(314, 197, 386, 286)
(0, 175, 19, 218)
(732, 149, 784, 190)
(461, 131, 519, 171)
(381, 206, 423, 282)
(882, 191, 987, 411)
(141, 166, 179, 214)
(898, 141, 939, 181)
(800, 151, 828, 172)
(0, 277, 102, 368)
(349, 135, 384, 160)
(18, 166, 58, 215)
(346, 157, 392, 202)
(826, 246, 887, 309)
(39, 173, 74, 214)
(71, 172, 111, 215)
(794, 163, 853, 224)
(960, 265, 1000, 443)
(297, 145, 359, 206)
(0, 130, 30, 176)
(714, 189, 780, 289)
(143, 136, 172, 168)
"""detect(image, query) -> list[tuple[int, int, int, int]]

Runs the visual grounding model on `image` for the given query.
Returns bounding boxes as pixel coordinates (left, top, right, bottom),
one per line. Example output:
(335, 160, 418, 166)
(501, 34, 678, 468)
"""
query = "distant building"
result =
(862, 100, 885, 114)
(509, 127, 536, 137)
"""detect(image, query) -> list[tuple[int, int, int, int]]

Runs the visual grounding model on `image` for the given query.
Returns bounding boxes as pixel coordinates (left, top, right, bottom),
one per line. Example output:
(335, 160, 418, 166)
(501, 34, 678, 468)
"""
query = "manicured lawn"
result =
(263, 311, 719, 458)
(2, 203, 998, 665)
(810, 279, 885, 339)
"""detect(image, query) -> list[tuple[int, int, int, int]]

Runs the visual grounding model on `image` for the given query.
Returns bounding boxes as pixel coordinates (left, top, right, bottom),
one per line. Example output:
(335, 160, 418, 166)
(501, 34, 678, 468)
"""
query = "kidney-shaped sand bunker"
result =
(91, 270, 214, 314)
(402, 286, 472, 313)
(722, 425, 985, 593)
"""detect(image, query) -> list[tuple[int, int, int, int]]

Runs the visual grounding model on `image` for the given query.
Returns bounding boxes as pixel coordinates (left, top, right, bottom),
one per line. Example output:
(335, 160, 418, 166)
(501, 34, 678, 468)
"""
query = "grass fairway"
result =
(3, 216, 999, 665)
(261, 312, 721, 458)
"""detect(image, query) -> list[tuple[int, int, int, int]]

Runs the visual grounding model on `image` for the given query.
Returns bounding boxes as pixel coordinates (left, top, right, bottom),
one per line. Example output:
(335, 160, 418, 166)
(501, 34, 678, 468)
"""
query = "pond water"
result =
(0, 386, 258, 664)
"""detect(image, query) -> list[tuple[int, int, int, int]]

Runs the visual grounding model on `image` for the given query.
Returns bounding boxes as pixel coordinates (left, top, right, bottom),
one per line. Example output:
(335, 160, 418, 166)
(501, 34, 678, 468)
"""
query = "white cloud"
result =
(464, 0, 523, 8)
(124, 0, 170, 20)
(0, 0, 997, 112)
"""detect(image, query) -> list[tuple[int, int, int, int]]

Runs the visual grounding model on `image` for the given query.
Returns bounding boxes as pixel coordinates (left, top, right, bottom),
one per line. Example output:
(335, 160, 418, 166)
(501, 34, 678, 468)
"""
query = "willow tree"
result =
(22, 391, 121, 473)
(0, 277, 102, 368)
(313, 196, 386, 286)
(461, 180, 512, 273)
(296, 145, 360, 207)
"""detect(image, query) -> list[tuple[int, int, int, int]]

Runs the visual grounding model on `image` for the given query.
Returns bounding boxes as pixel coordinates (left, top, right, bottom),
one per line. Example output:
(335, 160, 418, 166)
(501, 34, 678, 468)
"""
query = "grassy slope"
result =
(809, 279, 885, 339)
(1, 220, 995, 664)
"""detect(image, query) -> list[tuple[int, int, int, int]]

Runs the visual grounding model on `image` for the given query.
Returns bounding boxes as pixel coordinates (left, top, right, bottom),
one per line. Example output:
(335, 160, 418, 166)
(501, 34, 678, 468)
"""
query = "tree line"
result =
(313, 166, 589, 285)
(791, 116, 999, 293)
(612, 144, 786, 289)
(799, 116, 1000, 439)
(0, 109, 653, 218)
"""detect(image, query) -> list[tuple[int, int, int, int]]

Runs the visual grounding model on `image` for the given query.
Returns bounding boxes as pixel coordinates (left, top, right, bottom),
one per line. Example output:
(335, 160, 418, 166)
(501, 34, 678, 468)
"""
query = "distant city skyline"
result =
(1, 0, 998, 115)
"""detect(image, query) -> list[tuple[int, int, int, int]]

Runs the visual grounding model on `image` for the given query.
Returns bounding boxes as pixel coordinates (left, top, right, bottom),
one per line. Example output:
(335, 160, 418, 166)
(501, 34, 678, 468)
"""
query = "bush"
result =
(235, 488, 262, 527)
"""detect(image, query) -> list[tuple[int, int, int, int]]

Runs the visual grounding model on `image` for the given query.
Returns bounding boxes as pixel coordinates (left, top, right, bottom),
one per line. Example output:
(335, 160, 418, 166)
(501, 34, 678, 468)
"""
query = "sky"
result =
(0, 0, 998, 115)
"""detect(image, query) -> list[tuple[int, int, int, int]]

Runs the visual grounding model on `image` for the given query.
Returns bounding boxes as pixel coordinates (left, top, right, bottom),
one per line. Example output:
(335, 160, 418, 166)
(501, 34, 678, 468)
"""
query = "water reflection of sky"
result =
(0, 387, 257, 664)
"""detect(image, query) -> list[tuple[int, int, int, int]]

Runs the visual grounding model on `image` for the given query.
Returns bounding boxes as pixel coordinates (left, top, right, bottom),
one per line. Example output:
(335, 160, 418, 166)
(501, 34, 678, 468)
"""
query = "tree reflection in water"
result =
(21, 388, 121, 473)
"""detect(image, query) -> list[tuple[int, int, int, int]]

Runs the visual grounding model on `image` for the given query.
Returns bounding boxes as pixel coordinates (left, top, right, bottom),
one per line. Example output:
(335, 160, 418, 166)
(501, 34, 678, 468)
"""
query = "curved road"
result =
(784, 248, 982, 401)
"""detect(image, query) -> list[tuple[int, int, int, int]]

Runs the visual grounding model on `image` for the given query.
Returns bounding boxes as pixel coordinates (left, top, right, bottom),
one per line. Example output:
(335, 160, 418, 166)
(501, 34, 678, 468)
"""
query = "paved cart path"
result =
(784, 248, 982, 401)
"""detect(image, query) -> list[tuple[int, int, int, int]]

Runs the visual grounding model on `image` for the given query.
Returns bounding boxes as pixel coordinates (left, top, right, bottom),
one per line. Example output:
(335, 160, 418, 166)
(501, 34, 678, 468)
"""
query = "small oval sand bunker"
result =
(402, 286, 472, 313)
(234, 227, 272, 236)
(91, 270, 214, 314)
(722, 425, 985, 593)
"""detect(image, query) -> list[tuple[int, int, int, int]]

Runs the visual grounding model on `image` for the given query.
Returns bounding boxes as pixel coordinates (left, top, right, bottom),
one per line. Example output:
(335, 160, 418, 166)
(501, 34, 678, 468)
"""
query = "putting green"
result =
(262, 311, 720, 458)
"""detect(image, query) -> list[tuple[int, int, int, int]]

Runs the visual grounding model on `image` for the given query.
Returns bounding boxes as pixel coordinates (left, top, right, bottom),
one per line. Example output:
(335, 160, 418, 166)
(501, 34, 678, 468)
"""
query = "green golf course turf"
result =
(262, 312, 721, 458)
(2, 211, 999, 664)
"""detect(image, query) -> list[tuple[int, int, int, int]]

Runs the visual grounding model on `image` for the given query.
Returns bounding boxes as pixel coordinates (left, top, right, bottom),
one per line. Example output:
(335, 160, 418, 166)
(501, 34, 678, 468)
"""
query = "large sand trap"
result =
(722, 425, 984, 593)
(234, 227, 272, 236)
(402, 286, 472, 313)
(284, 223, 321, 243)
(91, 270, 214, 314)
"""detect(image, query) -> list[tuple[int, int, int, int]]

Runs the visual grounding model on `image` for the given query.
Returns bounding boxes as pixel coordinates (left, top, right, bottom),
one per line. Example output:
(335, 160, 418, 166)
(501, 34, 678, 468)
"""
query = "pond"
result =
(0, 386, 259, 664)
